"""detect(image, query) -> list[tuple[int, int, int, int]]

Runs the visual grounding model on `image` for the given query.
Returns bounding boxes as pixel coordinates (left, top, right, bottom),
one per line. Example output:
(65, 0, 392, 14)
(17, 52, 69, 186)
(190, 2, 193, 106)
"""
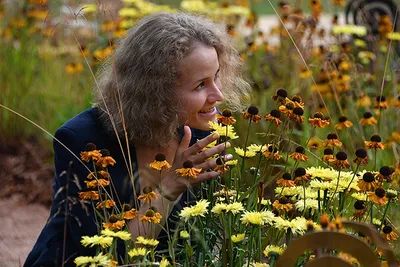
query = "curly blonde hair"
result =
(94, 12, 250, 147)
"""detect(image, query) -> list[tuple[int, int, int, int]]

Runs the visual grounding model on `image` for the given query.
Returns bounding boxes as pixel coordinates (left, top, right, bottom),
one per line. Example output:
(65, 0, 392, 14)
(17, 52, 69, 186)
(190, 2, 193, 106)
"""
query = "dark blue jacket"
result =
(24, 108, 210, 267)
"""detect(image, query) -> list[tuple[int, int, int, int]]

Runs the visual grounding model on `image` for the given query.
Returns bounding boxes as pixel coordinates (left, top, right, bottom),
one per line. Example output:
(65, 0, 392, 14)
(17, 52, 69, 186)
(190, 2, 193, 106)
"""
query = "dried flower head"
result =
(216, 109, 236, 125)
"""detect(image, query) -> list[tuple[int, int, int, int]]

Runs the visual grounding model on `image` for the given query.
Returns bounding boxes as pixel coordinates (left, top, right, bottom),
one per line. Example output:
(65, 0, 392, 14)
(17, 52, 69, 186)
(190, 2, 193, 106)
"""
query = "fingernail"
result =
(225, 142, 231, 148)
(226, 154, 233, 160)
(212, 132, 220, 139)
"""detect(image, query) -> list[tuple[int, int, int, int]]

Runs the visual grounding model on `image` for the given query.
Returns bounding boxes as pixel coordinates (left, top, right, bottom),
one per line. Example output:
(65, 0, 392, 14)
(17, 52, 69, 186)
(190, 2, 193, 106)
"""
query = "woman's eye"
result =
(196, 82, 205, 90)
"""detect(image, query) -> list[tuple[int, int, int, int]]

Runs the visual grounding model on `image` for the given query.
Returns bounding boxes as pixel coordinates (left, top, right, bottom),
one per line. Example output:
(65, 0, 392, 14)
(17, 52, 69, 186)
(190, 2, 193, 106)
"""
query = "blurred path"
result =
(0, 197, 49, 267)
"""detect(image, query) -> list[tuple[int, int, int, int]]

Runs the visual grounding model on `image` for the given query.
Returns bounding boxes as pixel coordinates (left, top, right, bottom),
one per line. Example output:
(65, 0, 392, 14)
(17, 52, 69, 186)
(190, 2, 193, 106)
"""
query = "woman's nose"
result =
(208, 82, 223, 103)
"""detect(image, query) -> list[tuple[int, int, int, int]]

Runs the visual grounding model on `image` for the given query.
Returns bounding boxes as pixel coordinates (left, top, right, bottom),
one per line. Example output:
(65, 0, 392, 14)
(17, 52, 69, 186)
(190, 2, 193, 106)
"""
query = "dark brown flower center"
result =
(101, 149, 110, 156)
(294, 167, 306, 177)
(336, 152, 347, 160)
(183, 160, 194, 168)
(363, 172, 375, 182)
(379, 166, 392, 177)
(324, 148, 333, 155)
(295, 146, 305, 154)
(276, 88, 287, 98)
(375, 188, 386, 198)
(354, 200, 365, 210)
(222, 109, 232, 117)
(363, 112, 372, 119)
(313, 112, 324, 119)
(270, 109, 281, 118)
(247, 106, 259, 115)
(355, 148, 367, 158)
(293, 107, 304, 116)
(155, 153, 166, 161)
(85, 142, 97, 151)
(282, 172, 292, 180)
(338, 116, 347, 122)
(370, 135, 381, 142)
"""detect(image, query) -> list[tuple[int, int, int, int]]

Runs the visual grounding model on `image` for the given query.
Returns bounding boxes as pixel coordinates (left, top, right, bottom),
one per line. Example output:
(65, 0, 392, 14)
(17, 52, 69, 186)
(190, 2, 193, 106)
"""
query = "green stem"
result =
(379, 201, 391, 231)
(240, 119, 253, 179)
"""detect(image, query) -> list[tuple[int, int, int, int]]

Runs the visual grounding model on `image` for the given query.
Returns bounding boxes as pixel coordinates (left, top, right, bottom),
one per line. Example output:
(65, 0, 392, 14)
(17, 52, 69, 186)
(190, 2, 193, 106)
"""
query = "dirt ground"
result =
(0, 196, 49, 267)
(0, 139, 53, 267)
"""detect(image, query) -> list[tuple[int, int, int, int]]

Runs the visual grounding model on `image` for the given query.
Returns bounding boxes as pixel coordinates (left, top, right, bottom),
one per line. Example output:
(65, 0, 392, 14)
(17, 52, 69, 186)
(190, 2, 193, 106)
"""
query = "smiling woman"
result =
(25, 12, 250, 267)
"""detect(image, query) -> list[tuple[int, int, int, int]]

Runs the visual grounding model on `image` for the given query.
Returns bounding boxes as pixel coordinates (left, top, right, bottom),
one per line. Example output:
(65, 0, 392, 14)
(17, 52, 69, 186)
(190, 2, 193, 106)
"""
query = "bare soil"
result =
(0, 139, 53, 267)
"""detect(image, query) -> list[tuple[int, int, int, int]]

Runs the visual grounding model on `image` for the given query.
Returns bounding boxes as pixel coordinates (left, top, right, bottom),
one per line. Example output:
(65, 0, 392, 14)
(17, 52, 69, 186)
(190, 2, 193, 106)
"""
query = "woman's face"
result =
(177, 44, 223, 130)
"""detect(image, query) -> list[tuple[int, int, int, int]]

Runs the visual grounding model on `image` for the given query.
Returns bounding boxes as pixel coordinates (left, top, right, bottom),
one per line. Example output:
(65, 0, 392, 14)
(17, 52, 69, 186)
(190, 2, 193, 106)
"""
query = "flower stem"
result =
(379, 201, 391, 231)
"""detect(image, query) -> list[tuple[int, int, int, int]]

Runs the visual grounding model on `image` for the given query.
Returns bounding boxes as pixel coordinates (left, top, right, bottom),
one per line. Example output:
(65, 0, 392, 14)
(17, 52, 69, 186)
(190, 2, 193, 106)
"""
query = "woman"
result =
(25, 12, 249, 266)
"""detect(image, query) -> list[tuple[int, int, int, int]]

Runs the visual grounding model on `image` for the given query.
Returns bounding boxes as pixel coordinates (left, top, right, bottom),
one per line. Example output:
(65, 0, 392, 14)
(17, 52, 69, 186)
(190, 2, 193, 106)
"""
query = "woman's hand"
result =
(160, 126, 231, 199)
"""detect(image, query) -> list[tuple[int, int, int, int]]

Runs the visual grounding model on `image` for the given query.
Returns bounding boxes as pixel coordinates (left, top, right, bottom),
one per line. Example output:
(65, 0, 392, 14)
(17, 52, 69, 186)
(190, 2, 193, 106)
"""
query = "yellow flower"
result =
(128, 247, 148, 258)
(74, 253, 114, 267)
(332, 25, 367, 36)
(81, 235, 113, 248)
(387, 32, 400, 40)
(65, 62, 84, 74)
(263, 245, 285, 257)
(234, 147, 256, 158)
(208, 121, 239, 139)
(179, 199, 209, 221)
(240, 211, 275, 226)
(180, 230, 190, 239)
(231, 233, 245, 243)
(247, 144, 267, 153)
(136, 236, 159, 247)
(101, 229, 131, 240)
(160, 257, 172, 267)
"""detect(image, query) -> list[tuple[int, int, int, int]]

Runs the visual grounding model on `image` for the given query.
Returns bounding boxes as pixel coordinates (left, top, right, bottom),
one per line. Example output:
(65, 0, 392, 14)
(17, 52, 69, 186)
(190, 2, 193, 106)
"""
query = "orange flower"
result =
(103, 215, 125, 230)
(140, 209, 162, 224)
(308, 112, 330, 128)
(149, 153, 172, 171)
(374, 95, 388, 109)
(289, 95, 305, 108)
(322, 148, 334, 163)
(357, 172, 380, 191)
(293, 167, 311, 184)
(360, 112, 377, 126)
(97, 149, 116, 167)
(265, 109, 282, 126)
(243, 106, 262, 123)
(351, 200, 366, 220)
(335, 116, 353, 130)
(290, 107, 305, 123)
(365, 135, 385, 150)
(138, 187, 160, 203)
(279, 102, 294, 117)
(87, 170, 110, 180)
(331, 152, 350, 169)
(217, 109, 236, 125)
(96, 199, 116, 209)
(213, 157, 230, 174)
(367, 188, 388, 206)
(176, 160, 202, 178)
(85, 179, 110, 189)
(272, 88, 288, 104)
(122, 204, 138, 220)
(353, 148, 369, 165)
(289, 146, 308, 162)
(382, 226, 399, 241)
(376, 166, 394, 183)
(80, 143, 102, 162)
(272, 197, 293, 212)
(262, 145, 281, 160)
(276, 172, 295, 187)
(78, 191, 99, 200)
(323, 132, 342, 148)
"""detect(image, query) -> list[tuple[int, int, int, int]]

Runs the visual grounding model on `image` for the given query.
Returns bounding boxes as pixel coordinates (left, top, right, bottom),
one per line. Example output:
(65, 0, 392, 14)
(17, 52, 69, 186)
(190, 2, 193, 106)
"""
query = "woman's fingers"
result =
(194, 142, 230, 164)
(196, 154, 233, 170)
(192, 171, 221, 184)
(184, 132, 220, 156)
